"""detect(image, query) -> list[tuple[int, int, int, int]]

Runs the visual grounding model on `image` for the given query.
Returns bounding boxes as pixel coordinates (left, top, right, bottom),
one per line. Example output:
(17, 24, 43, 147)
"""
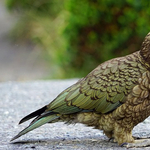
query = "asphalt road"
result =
(1, 79, 150, 150)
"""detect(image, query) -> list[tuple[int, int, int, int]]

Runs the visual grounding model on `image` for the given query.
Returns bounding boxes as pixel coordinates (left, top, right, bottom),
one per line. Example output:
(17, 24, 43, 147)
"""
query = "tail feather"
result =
(19, 106, 47, 124)
(29, 111, 58, 126)
(11, 114, 59, 141)
(11, 105, 60, 141)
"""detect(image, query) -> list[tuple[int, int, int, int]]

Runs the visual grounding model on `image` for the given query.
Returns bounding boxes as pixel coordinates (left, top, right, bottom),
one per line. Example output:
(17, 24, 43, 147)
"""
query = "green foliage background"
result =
(5, 0, 150, 78)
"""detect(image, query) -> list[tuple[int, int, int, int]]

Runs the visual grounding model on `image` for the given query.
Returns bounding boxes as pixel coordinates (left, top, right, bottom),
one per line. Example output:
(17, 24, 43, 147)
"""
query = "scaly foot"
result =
(122, 139, 150, 148)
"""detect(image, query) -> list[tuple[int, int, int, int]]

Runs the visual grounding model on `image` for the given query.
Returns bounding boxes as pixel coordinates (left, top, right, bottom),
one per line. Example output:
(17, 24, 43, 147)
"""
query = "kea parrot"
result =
(11, 32, 150, 148)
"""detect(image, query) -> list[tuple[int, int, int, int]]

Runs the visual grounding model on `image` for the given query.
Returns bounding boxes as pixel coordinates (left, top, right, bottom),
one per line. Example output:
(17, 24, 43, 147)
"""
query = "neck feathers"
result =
(140, 32, 150, 66)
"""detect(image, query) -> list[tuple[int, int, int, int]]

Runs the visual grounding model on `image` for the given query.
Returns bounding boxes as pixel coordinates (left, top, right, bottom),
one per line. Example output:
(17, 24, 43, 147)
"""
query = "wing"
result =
(48, 53, 146, 114)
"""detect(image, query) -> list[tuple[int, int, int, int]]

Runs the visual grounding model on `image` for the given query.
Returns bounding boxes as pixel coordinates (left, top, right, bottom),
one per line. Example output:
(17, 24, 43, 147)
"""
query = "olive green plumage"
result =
(11, 32, 150, 146)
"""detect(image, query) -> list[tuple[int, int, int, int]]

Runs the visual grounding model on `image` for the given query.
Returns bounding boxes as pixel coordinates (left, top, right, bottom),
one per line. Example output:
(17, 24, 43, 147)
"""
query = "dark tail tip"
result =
(10, 135, 18, 142)
(19, 106, 47, 124)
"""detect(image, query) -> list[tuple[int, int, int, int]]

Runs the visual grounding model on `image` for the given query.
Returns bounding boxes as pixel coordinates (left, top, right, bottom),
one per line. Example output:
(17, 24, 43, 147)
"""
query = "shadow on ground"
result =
(10, 136, 118, 150)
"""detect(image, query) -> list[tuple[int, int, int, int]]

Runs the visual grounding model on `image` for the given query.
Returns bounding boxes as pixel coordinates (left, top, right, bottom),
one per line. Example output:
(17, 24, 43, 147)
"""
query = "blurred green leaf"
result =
(5, 0, 150, 78)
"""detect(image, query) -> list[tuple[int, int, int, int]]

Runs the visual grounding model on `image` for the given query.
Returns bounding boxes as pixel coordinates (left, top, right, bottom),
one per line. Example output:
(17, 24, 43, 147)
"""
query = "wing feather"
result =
(48, 55, 146, 114)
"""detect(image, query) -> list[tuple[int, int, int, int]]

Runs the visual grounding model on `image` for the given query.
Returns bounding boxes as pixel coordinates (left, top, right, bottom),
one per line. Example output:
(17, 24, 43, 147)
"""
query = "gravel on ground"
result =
(1, 79, 150, 150)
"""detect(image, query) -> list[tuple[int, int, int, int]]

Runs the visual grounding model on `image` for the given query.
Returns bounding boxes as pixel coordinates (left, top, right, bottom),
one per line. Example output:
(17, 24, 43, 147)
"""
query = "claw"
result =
(108, 138, 114, 142)
(120, 142, 128, 147)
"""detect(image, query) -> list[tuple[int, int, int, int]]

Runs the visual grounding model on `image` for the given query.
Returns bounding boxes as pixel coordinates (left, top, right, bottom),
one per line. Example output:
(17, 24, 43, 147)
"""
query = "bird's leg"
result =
(113, 123, 134, 145)
(113, 123, 150, 148)
(123, 139, 150, 148)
